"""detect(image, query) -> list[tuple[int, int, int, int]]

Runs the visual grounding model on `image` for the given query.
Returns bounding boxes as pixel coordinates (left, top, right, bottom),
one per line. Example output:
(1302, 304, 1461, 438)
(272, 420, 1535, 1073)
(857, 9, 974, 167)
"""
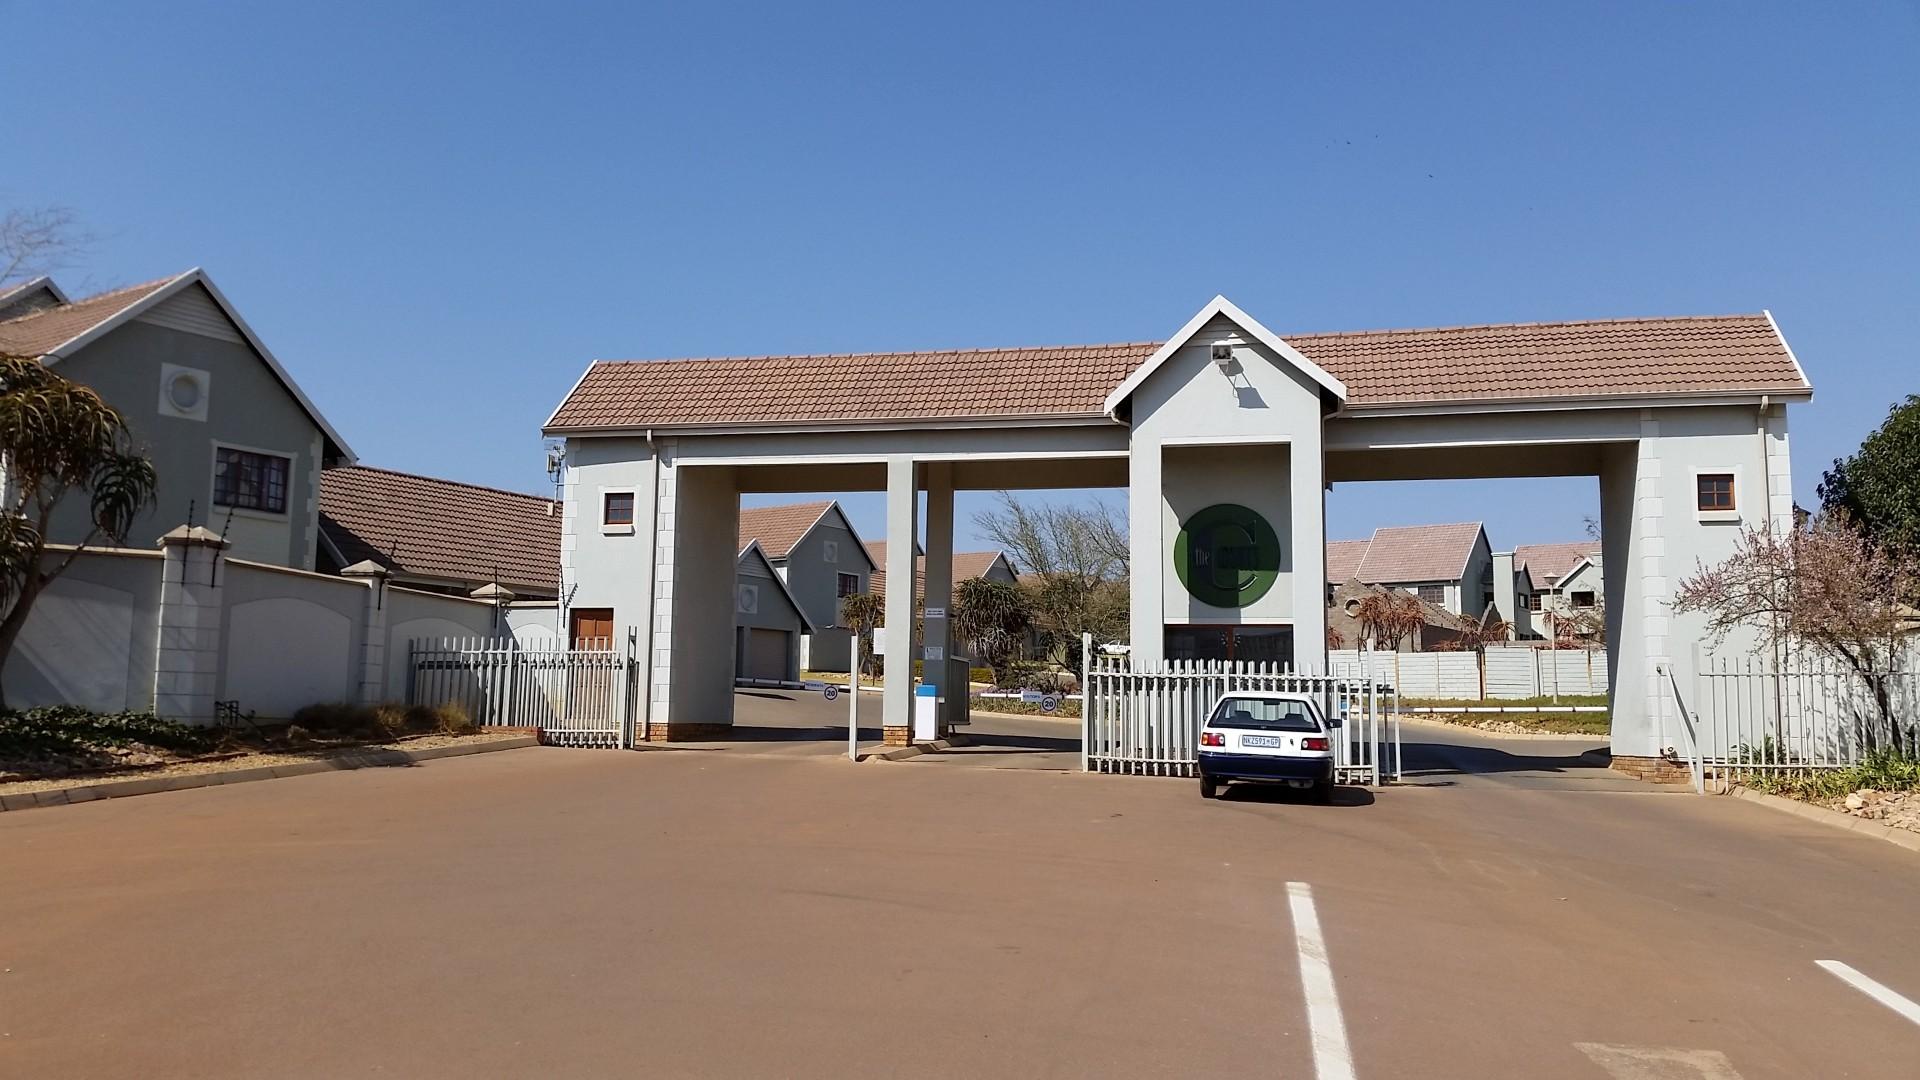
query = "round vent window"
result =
(168, 372, 203, 411)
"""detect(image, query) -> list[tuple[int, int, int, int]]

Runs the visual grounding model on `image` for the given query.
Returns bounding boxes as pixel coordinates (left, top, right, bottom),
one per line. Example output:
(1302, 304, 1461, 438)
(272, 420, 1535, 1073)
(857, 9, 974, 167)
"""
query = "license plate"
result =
(1240, 735, 1283, 748)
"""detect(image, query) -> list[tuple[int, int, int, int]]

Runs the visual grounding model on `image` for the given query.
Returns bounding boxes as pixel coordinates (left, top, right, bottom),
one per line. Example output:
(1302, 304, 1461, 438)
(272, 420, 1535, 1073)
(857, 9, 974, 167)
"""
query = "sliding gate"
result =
(1082, 654, 1398, 786)
(407, 634, 637, 748)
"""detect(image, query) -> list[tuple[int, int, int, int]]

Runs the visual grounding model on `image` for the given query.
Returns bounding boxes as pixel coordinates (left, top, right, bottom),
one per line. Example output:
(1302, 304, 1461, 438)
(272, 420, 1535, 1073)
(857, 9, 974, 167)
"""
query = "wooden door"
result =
(567, 608, 616, 723)
(570, 608, 614, 649)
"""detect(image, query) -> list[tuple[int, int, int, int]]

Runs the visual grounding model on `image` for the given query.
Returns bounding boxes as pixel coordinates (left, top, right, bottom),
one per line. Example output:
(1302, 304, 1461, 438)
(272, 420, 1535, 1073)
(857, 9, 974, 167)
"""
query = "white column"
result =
(153, 525, 228, 722)
(1128, 438, 1164, 666)
(921, 462, 958, 732)
(1290, 440, 1328, 672)
(341, 560, 391, 704)
(882, 455, 919, 741)
(659, 462, 739, 739)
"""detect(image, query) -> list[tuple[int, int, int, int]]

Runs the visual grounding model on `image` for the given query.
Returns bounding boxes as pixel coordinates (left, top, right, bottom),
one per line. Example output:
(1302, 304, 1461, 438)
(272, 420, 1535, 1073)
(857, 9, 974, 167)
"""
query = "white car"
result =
(1197, 692, 1336, 802)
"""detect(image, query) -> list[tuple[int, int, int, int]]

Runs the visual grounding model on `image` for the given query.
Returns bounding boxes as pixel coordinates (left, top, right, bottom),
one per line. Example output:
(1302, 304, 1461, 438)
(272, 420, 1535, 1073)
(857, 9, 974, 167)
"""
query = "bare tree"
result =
(1, 206, 90, 285)
(972, 491, 1127, 586)
(1674, 514, 1918, 747)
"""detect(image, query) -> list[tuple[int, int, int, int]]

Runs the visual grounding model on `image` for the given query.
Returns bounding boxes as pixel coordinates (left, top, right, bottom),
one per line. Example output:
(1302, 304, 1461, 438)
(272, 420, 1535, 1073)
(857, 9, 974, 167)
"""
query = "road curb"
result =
(0, 735, 543, 813)
(863, 739, 952, 763)
(1393, 715, 1606, 740)
(1727, 785, 1920, 854)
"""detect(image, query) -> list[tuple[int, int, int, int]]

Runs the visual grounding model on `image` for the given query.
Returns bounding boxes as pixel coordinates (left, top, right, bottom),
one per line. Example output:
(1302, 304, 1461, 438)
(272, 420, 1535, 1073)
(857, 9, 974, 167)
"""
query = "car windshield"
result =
(1209, 697, 1322, 732)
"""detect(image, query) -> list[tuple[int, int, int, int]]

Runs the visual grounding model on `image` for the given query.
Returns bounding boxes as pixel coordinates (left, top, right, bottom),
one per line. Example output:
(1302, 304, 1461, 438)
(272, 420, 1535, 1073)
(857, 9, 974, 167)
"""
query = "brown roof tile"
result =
(1325, 539, 1372, 584)
(545, 314, 1806, 431)
(1514, 541, 1602, 588)
(737, 501, 836, 560)
(318, 465, 560, 595)
(866, 544, 1010, 600)
(0, 274, 182, 358)
(1354, 523, 1486, 584)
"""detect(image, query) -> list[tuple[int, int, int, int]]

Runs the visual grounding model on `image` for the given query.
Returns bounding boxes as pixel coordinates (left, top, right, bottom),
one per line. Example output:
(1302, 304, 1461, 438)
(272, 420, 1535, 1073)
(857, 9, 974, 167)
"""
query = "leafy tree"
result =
(952, 577, 1032, 688)
(1674, 514, 1918, 749)
(0, 353, 157, 705)
(838, 591, 885, 678)
(974, 491, 1129, 665)
(1820, 394, 1920, 561)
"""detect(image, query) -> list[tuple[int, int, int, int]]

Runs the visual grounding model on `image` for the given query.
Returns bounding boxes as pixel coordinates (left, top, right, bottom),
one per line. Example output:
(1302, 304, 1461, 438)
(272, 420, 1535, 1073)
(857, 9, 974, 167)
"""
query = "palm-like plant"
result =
(0, 353, 156, 704)
(838, 591, 886, 678)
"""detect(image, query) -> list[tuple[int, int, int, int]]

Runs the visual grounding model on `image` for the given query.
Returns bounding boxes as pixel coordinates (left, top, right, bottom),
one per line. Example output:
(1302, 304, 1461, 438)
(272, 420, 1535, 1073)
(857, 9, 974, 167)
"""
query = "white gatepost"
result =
(153, 525, 228, 723)
(342, 560, 391, 704)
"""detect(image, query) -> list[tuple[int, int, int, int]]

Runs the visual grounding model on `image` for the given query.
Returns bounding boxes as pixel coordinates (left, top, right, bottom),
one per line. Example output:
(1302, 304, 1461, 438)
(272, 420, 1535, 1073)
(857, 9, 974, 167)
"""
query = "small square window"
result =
(1416, 585, 1444, 604)
(837, 572, 859, 598)
(1571, 590, 1596, 609)
(603, 491, 635, 526)
(1697, 473, 1736, 513)
(1527, 594, 1542, 612)
(214, 447, 290, 514)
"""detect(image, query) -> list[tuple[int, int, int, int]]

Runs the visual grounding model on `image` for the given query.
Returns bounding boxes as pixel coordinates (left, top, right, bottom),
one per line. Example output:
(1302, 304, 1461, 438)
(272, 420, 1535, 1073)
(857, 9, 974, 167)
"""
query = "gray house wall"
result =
(47, 297, 325, 568)
(774, 510, 869, 673)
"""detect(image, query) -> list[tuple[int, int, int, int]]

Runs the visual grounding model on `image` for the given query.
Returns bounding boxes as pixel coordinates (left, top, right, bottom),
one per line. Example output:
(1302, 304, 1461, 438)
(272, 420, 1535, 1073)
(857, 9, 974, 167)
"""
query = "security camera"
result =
(1211, 343, 1234, 371)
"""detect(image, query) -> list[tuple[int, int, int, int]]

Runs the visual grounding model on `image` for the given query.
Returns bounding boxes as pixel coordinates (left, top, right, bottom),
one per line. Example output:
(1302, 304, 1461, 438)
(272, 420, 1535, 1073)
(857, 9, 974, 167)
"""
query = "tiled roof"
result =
(1326, 539, 1372, 584)
(1515, 541, 1602, 588)
(545, 313, 1807, 431)
(0, 274, 183, 357)
(318, 465, 560, 595)
(1354, 523, 1486, 585)
(866, 543, 1010, 600)
(737, 501, 835, 560)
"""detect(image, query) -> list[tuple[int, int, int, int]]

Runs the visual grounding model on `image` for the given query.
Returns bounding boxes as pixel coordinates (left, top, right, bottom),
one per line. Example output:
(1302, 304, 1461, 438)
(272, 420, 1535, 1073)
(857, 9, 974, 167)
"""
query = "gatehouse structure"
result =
(544, 296, 1810, 763)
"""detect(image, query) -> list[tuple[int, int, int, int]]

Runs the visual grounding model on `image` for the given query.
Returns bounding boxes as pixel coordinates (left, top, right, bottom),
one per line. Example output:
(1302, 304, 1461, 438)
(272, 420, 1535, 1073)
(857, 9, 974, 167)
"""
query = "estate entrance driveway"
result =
(4, 738, 1918, 1078)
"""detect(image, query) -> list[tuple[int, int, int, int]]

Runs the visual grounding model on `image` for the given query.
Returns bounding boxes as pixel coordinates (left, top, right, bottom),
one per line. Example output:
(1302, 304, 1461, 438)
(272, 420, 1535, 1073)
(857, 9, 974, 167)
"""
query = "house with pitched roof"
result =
(1514, 541, 1605, 641)
(316, 465, 562, 600)
(548, 295, 1809, 762)
(735, 500, 876, 672)
(0, 271, 352, 568)
(864, 541, 1018, 601)
(1323, 523, 1495, 619)
(733, 540, 813, 683)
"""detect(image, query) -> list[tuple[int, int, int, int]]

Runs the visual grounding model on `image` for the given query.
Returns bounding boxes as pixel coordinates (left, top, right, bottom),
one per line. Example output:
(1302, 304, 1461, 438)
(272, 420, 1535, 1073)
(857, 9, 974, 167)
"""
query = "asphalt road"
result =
(3, 721, 1918, 1078)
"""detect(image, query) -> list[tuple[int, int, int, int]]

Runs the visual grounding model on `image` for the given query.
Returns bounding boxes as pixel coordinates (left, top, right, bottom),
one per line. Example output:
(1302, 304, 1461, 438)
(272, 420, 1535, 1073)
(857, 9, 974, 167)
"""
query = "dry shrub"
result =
(432, 702, 477, 736)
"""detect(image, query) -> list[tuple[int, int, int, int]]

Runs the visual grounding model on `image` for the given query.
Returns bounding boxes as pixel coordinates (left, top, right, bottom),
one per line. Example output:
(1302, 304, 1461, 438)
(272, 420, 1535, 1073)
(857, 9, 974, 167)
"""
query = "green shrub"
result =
(0, 706, 220, 758)
(968, 695, 1082, 719)
(1746, 750, 1920, 800)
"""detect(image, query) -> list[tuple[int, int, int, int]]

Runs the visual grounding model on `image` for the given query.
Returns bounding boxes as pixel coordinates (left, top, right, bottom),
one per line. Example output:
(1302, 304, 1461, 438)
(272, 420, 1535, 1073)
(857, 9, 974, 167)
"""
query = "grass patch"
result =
(1400, 694, 1609, 709)
(1417, 710, 1610, 735)
(1743, 751, 1920, 800)
(968, 696, 1082, 719)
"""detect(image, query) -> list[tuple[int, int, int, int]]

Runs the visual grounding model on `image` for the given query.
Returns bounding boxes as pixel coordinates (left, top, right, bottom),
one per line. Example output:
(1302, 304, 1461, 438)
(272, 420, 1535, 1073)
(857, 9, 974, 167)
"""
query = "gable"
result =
(134, 282, 243, 343)
(1104, 295, 1348, 422)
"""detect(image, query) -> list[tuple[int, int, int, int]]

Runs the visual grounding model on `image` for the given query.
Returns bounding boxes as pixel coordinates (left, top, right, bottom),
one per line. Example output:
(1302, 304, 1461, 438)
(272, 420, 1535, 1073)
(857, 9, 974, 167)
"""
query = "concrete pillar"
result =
(1127, 440, 1164, 667)
(1289, 440, 1328, 672)
(153, 525, 228, 723)
(921, 462, 961, 733)
(882, 455, 919, 744)
(1600, 426, 1667, 760)
(342, 560, 392, 704)
(654, 463, 739, 740)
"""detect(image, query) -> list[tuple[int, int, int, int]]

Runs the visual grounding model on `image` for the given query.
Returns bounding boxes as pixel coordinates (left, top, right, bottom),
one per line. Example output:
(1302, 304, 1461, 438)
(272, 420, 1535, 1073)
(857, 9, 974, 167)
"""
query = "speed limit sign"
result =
(823, 684, 840, 702)
(1040, 694, 1060, 713)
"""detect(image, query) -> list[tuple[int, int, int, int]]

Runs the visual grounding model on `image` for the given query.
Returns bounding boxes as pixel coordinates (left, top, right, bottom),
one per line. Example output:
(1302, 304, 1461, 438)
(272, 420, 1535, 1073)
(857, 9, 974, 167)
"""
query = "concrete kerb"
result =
(0, 734, 543, 813)
(1393, 714, 1607, 740)
(1728, 784, 1920, 855)
(862, 739, 952, 763)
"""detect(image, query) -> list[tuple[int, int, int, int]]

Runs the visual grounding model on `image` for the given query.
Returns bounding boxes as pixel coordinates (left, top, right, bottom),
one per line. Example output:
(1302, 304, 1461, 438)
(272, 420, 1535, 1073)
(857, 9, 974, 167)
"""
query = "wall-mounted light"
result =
(1211, 343, 1234, 372)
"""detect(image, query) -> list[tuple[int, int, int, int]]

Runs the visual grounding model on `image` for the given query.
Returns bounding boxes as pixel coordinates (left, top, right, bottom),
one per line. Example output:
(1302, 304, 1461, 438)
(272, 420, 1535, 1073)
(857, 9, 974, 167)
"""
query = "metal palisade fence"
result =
(1082, 641, 1399, 786)
(1663, 651, 1918, 792)
(407, 634, 637, 748)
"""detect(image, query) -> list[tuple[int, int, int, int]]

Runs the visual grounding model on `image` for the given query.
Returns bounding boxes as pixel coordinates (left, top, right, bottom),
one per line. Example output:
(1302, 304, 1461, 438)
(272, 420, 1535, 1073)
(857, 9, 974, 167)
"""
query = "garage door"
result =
(745, 628, 791, 682)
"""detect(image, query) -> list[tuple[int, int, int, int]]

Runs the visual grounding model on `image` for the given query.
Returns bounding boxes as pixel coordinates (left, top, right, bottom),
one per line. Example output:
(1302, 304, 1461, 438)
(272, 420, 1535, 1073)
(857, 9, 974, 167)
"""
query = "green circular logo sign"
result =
(1174, 504, 1281, 608)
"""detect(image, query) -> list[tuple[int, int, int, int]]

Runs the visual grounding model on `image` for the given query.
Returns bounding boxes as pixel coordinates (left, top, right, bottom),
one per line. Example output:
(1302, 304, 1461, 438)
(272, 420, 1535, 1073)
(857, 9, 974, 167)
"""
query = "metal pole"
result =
(847, 632, 861, 761)
(1080, 631, 1093, 773)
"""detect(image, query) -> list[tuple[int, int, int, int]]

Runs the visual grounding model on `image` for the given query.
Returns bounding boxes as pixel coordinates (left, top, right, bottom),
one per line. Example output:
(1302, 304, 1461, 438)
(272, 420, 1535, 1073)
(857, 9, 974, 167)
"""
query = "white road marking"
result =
(1817, 960, 1920, 1028)
(1287, 881, 1355, 1080)
(1574, 1043, 1743, 1079)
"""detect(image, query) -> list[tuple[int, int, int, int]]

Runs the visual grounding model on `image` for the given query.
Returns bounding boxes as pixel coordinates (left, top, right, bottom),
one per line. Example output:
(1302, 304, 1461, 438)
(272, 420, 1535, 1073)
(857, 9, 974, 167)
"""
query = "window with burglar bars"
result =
(214, 447, 290, 513)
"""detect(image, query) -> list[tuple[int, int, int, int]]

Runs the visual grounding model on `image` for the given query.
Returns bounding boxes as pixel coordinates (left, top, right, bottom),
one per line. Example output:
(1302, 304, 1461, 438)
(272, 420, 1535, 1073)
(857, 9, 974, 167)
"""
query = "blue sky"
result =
(5, 2, 1916, 555)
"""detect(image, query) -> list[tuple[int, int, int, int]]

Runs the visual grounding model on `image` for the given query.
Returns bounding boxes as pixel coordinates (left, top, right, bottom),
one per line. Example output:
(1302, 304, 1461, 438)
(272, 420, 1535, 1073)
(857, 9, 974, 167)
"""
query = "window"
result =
(1571, 590, 1596, 609)
(1528, 594, 1543, 612)
(837, 572, 860, 598)
(1208, 696, 1322, 733)
(603, 491, 635, 526)
(1697, 473, 1736, 512)
(213, 447, 289, 513)
(1416, 585, 1444, 604)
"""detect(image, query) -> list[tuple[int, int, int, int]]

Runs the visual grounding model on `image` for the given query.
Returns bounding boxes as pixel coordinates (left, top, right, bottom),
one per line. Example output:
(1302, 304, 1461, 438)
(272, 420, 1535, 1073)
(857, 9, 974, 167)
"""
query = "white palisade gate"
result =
(1082, 641, 1398, 786)
(407, 634, 637, 748)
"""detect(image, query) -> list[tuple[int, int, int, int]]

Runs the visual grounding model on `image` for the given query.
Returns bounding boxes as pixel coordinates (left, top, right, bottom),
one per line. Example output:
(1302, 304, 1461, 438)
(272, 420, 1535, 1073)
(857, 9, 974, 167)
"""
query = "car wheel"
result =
(1311, 778, 1334, 805)
(1200, 775, 1219, 799)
